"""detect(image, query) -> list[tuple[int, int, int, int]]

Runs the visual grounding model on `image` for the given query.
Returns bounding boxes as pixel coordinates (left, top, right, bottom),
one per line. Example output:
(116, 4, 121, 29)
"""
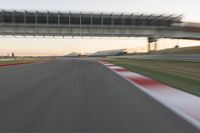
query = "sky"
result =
(0, 0, 200, 56)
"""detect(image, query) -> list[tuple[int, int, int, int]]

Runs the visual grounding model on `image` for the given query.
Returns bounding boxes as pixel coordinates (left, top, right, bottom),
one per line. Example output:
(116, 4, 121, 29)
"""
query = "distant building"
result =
(89, 49, 127, 57)
(65, 52, 81, 57)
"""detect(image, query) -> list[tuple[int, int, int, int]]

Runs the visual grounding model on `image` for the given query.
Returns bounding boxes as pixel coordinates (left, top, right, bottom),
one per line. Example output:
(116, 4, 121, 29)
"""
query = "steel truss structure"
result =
(0, 10, 200, 40)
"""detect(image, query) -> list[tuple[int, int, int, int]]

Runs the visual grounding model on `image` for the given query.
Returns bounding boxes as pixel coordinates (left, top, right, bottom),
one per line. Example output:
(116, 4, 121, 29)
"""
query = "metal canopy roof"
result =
(0, 10, 182, 27)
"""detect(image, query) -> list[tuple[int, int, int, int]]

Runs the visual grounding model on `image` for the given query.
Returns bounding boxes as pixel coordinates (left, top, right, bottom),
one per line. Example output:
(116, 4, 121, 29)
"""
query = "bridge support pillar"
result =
(148, 42, 151, 52)
(154, 41, 157, 51)
(148, 37, 158, 52)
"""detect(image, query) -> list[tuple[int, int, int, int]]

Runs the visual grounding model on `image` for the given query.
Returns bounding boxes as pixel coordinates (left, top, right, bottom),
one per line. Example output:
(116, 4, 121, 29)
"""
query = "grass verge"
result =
(109, 59, 200, 96)
(0, 58, 43, 65)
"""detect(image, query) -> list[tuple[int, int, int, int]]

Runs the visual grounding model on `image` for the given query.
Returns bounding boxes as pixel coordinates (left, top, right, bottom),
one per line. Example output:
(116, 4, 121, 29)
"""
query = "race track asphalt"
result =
(0, 59, 199, 133)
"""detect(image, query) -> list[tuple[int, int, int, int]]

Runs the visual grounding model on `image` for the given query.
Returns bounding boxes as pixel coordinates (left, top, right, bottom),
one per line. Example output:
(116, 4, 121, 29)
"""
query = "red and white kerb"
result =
(100, 61, 200, 130)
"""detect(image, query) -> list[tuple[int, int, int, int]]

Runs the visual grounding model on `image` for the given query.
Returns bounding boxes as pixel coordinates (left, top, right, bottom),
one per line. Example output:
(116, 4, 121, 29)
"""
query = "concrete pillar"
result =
(148, 42, 151, 52)
(154, 41, 157, 51)
(148, 37, 158, 52)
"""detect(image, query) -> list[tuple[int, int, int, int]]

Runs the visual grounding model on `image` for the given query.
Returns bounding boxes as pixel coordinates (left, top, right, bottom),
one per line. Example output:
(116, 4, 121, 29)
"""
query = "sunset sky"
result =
(0, 0, 200, 56)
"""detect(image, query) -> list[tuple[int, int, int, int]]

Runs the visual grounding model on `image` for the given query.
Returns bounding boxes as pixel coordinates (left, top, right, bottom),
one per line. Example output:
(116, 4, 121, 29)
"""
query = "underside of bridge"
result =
(0, 10, 184, 37)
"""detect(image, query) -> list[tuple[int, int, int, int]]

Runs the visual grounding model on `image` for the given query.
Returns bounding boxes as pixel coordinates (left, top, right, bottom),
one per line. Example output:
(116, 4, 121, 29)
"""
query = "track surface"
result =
(0, 59, 199, 133)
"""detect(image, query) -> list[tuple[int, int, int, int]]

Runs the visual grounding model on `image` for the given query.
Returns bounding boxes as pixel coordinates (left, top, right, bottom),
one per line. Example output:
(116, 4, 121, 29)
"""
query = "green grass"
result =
(153, 46, 200, 54)
(109, 59, 200, 96)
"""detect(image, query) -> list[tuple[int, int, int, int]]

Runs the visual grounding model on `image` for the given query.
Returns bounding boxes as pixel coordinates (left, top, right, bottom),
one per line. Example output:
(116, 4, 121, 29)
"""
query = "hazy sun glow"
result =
(0, 37, 145, 56)
(0, 0, 200, 56)
(0, 37, 199, 56)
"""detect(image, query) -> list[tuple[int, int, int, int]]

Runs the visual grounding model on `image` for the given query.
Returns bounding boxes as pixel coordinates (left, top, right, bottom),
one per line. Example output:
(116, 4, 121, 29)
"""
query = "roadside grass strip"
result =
(0, 62, 34, 67)
(100, 61, 200, 130)
(0, 61, 46, 67)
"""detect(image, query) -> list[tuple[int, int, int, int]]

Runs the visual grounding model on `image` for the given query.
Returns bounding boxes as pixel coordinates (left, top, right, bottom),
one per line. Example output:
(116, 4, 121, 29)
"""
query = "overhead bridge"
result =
(0, 10, 200, 39)
(1, 9, 200, 51)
